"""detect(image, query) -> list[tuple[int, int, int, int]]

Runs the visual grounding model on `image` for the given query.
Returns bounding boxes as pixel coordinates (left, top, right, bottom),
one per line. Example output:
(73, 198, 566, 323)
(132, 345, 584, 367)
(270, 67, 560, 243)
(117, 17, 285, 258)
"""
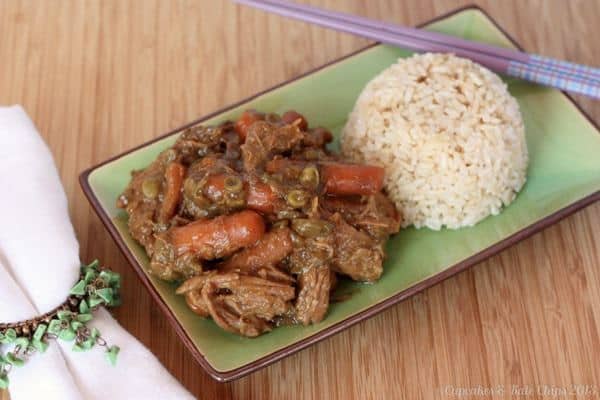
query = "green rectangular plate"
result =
(80, 6, 600, 381)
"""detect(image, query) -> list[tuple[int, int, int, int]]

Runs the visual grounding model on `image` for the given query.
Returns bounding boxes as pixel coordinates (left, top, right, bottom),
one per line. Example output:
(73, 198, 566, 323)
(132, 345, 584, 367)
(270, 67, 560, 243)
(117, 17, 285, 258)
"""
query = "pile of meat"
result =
(117, 110, 401, 337)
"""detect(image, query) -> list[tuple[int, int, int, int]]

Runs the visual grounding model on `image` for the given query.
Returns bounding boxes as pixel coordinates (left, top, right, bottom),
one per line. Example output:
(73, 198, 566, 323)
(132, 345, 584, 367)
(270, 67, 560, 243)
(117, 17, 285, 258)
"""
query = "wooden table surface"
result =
(1, 1, 599, 399)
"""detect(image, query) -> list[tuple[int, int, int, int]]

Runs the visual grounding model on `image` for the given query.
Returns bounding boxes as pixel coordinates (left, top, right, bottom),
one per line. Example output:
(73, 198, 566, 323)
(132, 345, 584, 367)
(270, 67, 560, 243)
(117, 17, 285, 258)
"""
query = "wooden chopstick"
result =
(234, 0, 600, 99)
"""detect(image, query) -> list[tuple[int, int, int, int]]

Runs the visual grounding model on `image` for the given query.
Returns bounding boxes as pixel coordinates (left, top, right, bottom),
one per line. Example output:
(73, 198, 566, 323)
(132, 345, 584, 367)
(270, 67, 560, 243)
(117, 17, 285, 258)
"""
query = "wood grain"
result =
(1, 1, 599, 399)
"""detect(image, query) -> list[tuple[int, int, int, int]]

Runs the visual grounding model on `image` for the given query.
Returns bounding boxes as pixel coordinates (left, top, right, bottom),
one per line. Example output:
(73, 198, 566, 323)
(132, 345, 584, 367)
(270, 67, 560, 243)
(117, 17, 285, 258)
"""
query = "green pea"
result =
(286, 189, 308, 208)
(142, 179, 160, 199)
(227, 198, 246, 208)
(291, 218, 333, 238)
(271, 220, 289, 229)
(277, 209, 302, 220)
(300, 165, 319, 188)
(303, 148, 320, 160)
(224, 176, 243, 193)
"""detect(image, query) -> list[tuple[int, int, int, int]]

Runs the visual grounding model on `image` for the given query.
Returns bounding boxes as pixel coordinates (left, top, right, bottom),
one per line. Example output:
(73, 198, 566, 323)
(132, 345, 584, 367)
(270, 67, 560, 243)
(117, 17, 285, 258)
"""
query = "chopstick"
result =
(240, 0, 600, 82)
(234, 0, 600, 99)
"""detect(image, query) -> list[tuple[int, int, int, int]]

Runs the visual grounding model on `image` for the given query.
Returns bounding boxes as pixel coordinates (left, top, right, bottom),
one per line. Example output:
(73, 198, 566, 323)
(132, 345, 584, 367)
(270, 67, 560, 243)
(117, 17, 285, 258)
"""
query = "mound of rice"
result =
(341, 53, 528, 230)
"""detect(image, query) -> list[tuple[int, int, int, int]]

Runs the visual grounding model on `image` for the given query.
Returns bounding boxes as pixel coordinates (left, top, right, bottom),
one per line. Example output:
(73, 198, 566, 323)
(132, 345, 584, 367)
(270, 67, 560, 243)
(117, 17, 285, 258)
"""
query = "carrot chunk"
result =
(221, 228, 293, 272)
(170, 210, 266, 259)
(234, 110, 264, 142)
(158, 162, 185, 222)
(245, 179, 281, 214)
(320, 163, 384, 196)
(267, 159, 385, 196)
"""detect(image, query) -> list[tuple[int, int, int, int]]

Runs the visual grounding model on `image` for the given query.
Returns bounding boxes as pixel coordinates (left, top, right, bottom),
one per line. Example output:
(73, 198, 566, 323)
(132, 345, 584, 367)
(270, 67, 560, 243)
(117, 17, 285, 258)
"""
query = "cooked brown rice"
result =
(341, 53, 528, 230)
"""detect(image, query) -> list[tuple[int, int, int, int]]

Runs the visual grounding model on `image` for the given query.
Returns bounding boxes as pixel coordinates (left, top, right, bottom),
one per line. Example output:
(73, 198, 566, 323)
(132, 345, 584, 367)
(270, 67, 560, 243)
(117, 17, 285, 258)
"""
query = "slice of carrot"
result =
(221, 228, 293, 272)
(158, 162, 185, 222)
(170, 210, 265, 259)
(245, 179, 282, 214)
(320, 163, 384, 196)
(234, 110, 264, 142)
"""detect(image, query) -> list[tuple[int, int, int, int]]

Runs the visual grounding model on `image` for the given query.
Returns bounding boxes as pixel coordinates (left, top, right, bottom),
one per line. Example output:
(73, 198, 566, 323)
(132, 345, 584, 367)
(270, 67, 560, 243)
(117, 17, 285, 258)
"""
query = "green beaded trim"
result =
(0, 260, 121, 389)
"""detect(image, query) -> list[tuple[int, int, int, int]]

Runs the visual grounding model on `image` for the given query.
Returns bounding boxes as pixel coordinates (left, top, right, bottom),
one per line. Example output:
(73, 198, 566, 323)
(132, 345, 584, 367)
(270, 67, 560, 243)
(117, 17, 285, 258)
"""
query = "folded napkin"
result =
(0, 105, 194, 400)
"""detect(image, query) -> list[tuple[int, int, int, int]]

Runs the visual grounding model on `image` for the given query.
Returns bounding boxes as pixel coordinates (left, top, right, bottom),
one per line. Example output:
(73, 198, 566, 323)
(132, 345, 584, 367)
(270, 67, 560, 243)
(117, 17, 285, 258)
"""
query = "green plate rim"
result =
(79, 4, 600, 382)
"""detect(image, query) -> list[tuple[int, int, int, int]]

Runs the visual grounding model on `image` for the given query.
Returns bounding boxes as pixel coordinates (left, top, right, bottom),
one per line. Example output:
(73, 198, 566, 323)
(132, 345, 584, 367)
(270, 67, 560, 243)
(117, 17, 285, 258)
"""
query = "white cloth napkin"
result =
(0, 105, 194, 400)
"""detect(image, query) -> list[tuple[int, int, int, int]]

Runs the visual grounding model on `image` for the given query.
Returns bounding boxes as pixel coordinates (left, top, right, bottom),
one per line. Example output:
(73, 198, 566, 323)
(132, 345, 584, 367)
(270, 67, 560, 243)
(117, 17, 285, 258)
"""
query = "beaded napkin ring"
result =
(0, 260, 121, 389)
